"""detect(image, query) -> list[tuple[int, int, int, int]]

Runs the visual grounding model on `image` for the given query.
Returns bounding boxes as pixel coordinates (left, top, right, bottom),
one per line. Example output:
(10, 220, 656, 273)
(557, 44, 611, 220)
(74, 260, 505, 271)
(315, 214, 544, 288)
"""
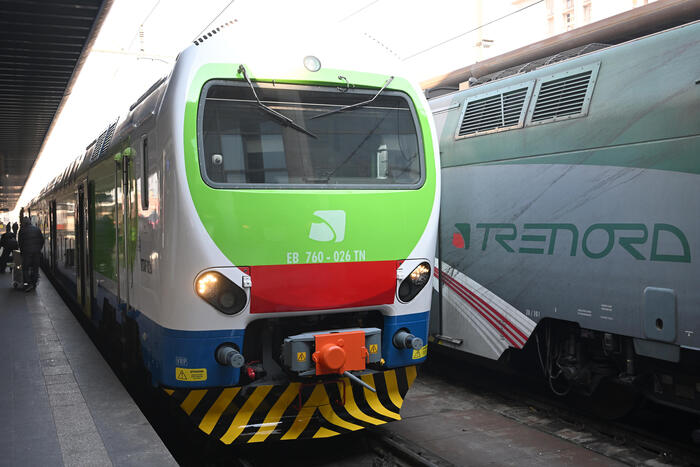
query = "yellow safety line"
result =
(198, 387, 240, 434)
(163, 389, 174, 396)
(248, 383, 300, 443)
(280, 384, 327, 440)
(337, 380, 386, 426)
(180, 389, 208, 416)
(361, 374, 400, 420)
(405, 365, 418, 387)
(383, 370, 405, 409)
(313, 427, 340, 439)
(220, 386, 273, 444)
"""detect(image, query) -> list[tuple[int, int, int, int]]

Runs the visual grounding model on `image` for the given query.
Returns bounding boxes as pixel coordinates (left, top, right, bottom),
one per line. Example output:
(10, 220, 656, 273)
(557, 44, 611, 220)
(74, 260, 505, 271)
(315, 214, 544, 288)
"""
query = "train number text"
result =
(285, 249, 366, 264)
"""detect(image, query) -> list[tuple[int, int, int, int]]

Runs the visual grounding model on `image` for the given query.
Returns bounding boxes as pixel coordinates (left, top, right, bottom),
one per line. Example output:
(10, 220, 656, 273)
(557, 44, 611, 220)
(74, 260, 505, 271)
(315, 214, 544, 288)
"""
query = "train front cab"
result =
(152, 59, 440, 443)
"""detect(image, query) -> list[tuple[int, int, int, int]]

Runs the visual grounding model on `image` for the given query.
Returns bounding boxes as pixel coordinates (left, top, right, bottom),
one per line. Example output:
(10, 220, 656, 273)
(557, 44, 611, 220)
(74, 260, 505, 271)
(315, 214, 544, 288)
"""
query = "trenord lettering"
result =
(452, 222, 691, 263)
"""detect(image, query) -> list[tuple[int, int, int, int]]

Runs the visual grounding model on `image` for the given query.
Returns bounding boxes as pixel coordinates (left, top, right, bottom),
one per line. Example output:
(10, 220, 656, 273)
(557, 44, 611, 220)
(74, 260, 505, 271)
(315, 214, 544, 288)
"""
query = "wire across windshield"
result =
(198, 82, 423, 189)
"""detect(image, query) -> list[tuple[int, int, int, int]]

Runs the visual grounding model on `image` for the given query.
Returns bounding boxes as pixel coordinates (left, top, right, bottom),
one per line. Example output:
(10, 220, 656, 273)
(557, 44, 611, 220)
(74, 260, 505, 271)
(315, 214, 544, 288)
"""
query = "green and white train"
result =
(26, 22, 440, 443)
(429, 19, 699, 413)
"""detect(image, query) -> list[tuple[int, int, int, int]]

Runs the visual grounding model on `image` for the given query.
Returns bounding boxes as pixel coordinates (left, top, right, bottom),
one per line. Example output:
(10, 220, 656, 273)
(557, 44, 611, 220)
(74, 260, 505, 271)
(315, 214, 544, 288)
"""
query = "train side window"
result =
(141, 137, 149, 210)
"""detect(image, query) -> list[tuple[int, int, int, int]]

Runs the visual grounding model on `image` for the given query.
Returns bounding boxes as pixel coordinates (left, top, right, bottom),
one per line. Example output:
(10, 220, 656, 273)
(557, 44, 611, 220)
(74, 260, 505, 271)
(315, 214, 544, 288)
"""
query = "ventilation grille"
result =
(102, 121, 117, 153)
(90, 120, 118, 162)
(458, 87, 528, 137)
(90, 131, 106, 162)
(531, 71, 592, 122)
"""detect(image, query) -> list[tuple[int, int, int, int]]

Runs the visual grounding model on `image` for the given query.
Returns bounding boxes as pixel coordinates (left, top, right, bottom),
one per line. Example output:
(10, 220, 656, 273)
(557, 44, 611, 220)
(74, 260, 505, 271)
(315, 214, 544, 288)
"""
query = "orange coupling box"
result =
(281, 327, 382, 375)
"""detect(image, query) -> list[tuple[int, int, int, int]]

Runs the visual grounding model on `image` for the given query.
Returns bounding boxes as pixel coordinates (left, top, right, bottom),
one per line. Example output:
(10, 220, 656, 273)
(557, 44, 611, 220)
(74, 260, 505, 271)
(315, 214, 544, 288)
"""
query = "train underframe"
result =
(521, 319, 700, 416)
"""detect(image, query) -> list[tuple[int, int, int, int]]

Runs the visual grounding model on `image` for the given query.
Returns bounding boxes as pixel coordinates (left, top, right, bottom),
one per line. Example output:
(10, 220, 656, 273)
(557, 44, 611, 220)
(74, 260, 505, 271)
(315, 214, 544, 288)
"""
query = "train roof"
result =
(30, 74, 169, 206)
(423, 0, 700, 98)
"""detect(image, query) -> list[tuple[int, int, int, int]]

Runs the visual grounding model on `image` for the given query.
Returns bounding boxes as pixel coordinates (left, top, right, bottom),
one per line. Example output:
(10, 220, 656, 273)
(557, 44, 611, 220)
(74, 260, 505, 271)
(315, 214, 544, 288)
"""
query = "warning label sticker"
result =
(175, 367, 208, 382)
(369, 344, 378, 354)
(297, 352, 307, 362)
(412, 345, 428, 360)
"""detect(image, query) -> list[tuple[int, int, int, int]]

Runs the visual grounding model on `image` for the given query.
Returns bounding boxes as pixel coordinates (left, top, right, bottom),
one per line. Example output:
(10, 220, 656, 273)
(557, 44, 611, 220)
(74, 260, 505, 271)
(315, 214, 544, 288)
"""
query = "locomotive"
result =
(25, 21, 440, 443)
(428, 19, 700, 414)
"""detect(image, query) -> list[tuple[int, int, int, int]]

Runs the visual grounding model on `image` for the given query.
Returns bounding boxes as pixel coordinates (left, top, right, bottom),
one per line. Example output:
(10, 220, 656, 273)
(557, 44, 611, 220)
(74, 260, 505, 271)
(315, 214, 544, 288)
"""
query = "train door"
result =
(76, 181, 92, 317)
(117, 150, 135, 315)
(87, 182, 94, 316)
(76, 185, 84, 308)
(49, 200, 57, 271)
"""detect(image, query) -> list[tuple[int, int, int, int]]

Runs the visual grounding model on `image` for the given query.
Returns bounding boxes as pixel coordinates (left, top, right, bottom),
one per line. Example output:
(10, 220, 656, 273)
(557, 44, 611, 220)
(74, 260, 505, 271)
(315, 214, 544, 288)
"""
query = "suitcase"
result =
(9, 250, 23, 289)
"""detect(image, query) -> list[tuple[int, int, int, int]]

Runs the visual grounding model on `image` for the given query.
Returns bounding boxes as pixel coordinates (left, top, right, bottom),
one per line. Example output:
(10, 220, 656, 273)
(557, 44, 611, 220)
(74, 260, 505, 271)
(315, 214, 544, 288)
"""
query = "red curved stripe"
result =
(437, 269, 528, 343)
(457, 280, 528, 343)
(440, 273, 521, 348)
(437, 271, 527, 348)
(444, 275, 524, 348)
(442, 273, 527, 346)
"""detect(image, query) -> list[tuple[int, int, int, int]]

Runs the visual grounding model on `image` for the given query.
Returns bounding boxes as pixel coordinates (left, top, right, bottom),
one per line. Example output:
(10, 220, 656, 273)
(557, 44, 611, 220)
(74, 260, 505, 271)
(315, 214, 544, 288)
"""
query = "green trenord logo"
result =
(452, 222, 691, 263)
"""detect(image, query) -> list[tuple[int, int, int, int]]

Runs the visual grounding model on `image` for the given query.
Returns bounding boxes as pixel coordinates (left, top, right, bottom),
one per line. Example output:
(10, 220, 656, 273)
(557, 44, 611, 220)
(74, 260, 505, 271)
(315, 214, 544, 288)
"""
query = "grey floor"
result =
(0, 271, 175, 467)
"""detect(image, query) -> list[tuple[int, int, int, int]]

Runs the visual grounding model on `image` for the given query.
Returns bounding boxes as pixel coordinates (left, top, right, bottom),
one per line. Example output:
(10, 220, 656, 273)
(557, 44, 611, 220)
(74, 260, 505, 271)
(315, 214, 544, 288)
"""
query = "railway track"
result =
(424, 349, 700, 466)
(228, 429, 454, 467)
(367, 428, 454, 467)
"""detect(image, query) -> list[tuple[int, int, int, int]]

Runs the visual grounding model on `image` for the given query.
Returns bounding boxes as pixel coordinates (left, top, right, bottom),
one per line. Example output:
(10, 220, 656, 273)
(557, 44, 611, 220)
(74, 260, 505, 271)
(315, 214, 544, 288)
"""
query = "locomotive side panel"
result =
(433, 21, 700, 359)
(440, 163, 699, 352)
(431, 20, 700, 412)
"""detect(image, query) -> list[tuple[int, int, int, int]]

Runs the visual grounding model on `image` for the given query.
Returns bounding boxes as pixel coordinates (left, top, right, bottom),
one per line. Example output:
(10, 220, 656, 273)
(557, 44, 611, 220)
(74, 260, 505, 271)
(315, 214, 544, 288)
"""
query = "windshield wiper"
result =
(311, 76, 394, 120)
(237, 65, 317, 139)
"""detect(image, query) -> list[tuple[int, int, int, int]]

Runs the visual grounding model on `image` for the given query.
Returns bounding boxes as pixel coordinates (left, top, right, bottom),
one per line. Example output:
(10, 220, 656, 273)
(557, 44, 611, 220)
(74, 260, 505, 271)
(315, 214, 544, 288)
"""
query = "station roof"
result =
(0, 0, 111, 212)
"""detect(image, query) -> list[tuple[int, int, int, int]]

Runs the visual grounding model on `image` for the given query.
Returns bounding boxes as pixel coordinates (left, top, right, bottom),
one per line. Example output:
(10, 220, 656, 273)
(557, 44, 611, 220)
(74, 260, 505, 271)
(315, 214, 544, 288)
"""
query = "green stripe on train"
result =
(454, 135, 700, 175)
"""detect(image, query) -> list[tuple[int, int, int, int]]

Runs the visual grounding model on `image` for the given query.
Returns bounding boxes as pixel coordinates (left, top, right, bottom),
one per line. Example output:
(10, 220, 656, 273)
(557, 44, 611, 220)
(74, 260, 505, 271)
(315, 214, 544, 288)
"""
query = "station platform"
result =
(0, 271, 175, 466)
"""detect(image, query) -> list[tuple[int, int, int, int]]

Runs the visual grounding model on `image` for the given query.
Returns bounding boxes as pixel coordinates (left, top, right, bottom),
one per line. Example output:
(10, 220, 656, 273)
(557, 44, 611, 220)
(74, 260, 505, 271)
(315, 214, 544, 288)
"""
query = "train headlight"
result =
(303, 55, 321, 72)
(398, 262, 431, 303)
(197, 272, 218, 296)
(195, 271, 247, 315)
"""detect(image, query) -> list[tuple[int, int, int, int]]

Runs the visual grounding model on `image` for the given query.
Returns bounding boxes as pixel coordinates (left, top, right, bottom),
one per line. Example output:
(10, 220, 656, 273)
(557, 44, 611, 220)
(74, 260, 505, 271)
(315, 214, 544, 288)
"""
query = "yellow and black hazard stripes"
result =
(220, 386, 273, 444)
(248, 383, 300, 442)
(180, 389, 207, 415)
(199, 387, 240, 434)
(162, 366, 418, 444)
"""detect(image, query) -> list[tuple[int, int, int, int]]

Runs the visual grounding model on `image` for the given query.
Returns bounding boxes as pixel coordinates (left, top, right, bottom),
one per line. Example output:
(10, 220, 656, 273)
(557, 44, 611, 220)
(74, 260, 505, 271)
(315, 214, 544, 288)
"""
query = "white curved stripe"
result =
(442, 287, 507, 356)
(441, 260, 536, 339)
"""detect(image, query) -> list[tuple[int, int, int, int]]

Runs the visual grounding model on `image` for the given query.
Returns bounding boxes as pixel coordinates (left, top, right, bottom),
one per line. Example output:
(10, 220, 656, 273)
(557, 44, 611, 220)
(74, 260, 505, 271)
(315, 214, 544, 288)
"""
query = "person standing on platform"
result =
(0, 223, 18, 273)
(18, 217, 44, 292)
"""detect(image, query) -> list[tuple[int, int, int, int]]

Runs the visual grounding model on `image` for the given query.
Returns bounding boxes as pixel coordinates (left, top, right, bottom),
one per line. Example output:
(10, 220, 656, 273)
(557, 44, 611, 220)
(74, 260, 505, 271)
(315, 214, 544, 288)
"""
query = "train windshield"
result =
(198, 81, 423, 189)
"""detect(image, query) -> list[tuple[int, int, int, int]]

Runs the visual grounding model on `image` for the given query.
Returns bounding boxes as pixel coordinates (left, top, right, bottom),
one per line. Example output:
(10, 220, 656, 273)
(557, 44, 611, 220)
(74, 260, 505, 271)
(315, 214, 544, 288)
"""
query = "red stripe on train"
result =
(249, 261, 397, 314)
(440, 274, 522, 348)
(435, 269, 527, 344)
(454, 279, 528, 343)
(441, 273, 527, 347)
(436, 270, 527, 348)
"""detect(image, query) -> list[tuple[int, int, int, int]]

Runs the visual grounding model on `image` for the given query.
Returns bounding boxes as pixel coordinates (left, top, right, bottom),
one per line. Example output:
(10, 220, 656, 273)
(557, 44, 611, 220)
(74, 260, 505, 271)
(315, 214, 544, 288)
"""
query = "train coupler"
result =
(281, 327, 382, 376)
